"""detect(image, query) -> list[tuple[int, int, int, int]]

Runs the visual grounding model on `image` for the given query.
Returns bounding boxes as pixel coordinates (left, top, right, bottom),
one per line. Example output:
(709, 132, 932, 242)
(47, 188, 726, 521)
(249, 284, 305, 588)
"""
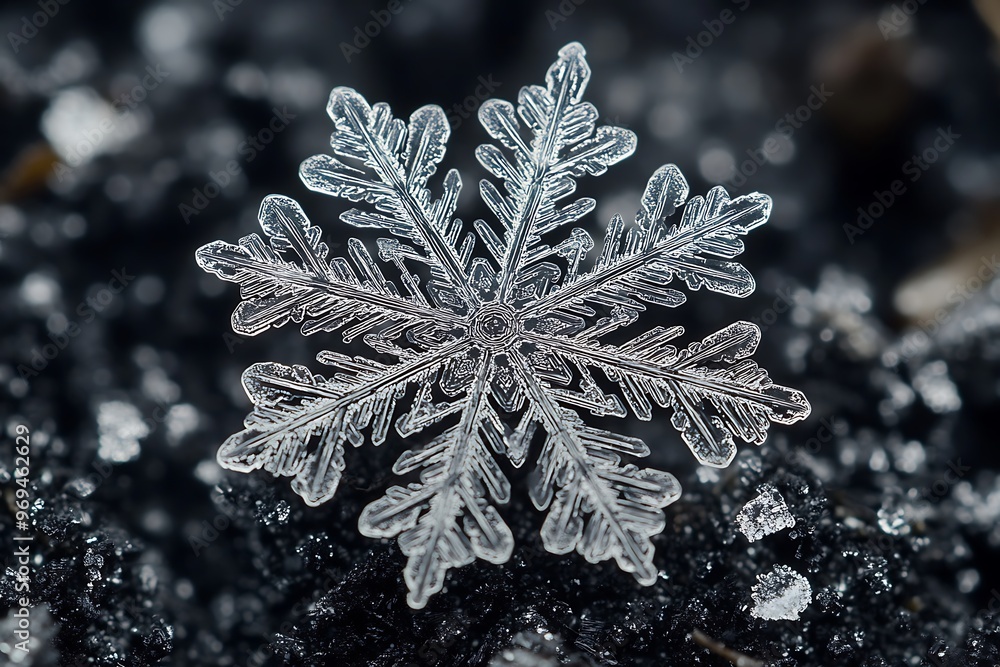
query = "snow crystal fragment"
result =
(66, 477, 99, 498)
(20, 272, 60, 307)
(911, 360, 961, 413)
(736, 485, 794, 541)
(194, 459, 223, 486)
(165, 403, 199, 445)
(97, 400, 149, 463)
(877, 495, 911, 536)
(41, 87, 147, 165)
(696, 467, 721, 484)
(751, 565, 811, 621)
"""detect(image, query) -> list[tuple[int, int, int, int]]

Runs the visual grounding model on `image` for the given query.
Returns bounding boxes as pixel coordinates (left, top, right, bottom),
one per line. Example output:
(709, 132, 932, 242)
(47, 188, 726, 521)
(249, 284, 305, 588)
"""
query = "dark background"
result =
(2, 0, 1000, 665)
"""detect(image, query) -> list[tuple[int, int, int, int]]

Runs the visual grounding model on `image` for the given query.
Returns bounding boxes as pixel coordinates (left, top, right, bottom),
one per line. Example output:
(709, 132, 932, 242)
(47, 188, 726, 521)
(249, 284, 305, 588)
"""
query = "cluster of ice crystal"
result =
(735, 485, 795, 541)
(197, 42, 811, 608)
(750, 565, 811, 621)
(96, 400, 149, 463)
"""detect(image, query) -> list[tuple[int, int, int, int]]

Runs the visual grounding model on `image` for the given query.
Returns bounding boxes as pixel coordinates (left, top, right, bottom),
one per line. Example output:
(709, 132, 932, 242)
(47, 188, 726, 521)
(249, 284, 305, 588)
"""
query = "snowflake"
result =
(196, 42, 811, 608)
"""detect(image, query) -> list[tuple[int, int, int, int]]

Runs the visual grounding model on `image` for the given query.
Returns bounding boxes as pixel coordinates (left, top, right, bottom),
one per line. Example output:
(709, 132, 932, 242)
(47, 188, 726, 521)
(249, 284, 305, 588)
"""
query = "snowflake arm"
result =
(359, 353, 513, 608)
(512, 353, 681, 583)
(196, 195, 462, 343)
(475, 42, 636, 304)
(522, 170, 772, 321)
(524, 322, 810, 467)
(300, 89, 478, 311)
(216, 337, 470, 506)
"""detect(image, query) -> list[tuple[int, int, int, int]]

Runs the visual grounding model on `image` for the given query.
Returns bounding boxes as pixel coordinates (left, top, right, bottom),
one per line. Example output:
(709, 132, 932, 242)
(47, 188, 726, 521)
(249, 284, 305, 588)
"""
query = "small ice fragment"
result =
(194, 459, 223, 486)
(911, 360, 961, 414)
(66, 477, 99, 498)
(139, 564, 158, 592)
(751, 565, 811, 621)
(41, 87, 147, 165)
(165, 403, 199, 445)
(736, 485, 794, 541)
(877, 501, 910, 536)
(696, 467, 720, 484)
(97, 400, 150, 463)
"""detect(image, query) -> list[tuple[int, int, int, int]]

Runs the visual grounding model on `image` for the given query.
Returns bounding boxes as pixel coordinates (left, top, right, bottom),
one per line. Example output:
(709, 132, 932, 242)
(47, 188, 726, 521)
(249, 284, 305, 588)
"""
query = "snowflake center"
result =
(470, 303, 518, 349)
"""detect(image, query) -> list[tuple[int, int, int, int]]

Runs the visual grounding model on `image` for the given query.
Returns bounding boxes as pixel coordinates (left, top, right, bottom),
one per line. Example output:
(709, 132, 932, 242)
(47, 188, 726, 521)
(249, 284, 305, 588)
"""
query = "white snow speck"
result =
(165, 403, 200, 445)
(97, 400, 149, 463)
(751, 565, 811, 621)
(41, 87, 147, 165)
(736, 485, 794, 541)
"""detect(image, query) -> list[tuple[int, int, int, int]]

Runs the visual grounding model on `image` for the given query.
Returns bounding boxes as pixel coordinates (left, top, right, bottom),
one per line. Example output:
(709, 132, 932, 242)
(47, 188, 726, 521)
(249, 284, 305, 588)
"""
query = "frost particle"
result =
(751, 565, 811, 621)
(736, 485, 794, 541)
(97, 400, 149, 463)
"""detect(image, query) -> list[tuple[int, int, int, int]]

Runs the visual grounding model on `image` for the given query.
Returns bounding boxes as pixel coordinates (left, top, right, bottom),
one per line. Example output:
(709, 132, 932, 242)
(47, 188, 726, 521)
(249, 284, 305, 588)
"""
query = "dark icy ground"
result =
(3, 0, 1000, 665)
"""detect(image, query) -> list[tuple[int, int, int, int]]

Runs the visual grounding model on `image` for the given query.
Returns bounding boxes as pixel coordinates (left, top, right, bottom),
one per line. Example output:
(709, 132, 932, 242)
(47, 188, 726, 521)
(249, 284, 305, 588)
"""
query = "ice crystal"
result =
(750, 565, 811, 621)
(97, 400, 149, 463)
(736, 485, 794, 542)
(196, 42, 811, 608)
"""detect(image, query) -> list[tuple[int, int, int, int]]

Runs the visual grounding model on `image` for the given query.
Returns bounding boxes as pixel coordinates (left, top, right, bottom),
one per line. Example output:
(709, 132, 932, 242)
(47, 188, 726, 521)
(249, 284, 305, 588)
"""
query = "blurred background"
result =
(2, 0, 1000, 665)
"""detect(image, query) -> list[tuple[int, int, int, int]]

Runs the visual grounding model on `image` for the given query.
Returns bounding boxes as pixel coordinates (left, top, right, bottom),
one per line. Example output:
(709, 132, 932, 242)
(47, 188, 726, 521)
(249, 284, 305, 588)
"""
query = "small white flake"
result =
(194, 459, 223, 486)
(97, 400, 149, 463)
(41, 87, 147, 165)
(165, 403, 200, 445)
(751, 565, 811, 621)
(696, 467, 721, 484)
(877, 501, 910, 536)
(911, 360, 961, 414)
(736, 485, 794, 541)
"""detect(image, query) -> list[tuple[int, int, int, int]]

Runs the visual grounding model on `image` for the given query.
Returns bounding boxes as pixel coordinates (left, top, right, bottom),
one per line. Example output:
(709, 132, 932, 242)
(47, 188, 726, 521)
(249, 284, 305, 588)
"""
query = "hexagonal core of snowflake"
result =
(470, 304, 520, 350)
(197, 41, 811, 608)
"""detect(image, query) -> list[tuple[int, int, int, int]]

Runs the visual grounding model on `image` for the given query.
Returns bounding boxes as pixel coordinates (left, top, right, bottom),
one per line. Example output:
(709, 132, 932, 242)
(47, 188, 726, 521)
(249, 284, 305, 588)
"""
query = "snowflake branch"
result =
(511, 352, 680, 584)
(477, 42, 635, 303)
(197, 195, 463, 340)
(360, 352, 513, 608)
(525, 324, 811, 467)
(217, 338, 471, 506)
(521, 190, 769, 319)
(301, 89, 479, 310)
